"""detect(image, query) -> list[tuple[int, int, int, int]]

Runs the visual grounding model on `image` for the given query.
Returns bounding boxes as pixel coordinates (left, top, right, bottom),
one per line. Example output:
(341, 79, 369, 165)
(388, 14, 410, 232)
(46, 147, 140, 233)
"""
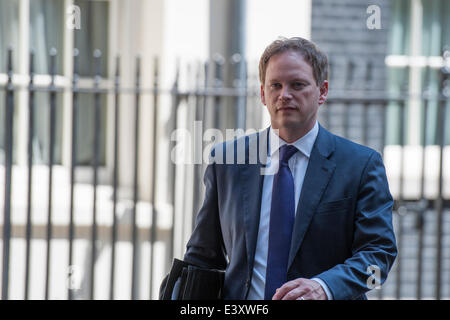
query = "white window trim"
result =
(0, 74, 112, 88)
(385, 55, 450, 69)
(384, 0, 449, 146)
(0, 0, 114, 184)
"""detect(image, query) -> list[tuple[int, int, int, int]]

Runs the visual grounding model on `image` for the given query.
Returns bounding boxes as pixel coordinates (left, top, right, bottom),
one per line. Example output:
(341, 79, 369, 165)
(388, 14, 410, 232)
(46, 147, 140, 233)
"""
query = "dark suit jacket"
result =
(184, 123, 397, 300)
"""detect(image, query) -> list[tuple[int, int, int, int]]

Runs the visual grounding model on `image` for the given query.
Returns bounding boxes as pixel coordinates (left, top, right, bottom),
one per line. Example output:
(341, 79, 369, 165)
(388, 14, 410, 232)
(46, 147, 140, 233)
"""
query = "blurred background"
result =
(0, 0, 449, 300)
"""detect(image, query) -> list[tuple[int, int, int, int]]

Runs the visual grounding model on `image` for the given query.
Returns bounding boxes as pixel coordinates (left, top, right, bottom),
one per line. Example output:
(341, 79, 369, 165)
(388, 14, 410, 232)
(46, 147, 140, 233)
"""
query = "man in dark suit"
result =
(182, 37, 397, 300)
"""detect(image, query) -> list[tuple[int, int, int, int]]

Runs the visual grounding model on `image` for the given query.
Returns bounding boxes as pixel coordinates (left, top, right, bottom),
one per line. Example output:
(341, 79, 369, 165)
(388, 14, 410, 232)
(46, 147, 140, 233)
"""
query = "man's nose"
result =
(279, 86, 292, 101)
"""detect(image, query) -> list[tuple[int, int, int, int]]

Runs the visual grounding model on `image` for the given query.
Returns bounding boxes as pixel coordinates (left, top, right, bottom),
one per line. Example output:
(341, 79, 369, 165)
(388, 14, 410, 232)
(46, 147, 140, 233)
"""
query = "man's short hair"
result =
(259, 37, 328, 86)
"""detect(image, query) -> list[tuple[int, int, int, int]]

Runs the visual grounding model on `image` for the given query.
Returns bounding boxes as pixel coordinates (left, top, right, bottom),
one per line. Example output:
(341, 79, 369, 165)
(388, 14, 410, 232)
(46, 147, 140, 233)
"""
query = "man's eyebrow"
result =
(267, 77, 310, 83)
(291, 77, 310, 83)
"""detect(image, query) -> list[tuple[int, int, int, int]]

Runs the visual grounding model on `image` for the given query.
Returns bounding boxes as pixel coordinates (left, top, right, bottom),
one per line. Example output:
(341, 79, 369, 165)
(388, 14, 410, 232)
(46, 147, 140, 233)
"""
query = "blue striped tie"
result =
(264, 144, 297, 299)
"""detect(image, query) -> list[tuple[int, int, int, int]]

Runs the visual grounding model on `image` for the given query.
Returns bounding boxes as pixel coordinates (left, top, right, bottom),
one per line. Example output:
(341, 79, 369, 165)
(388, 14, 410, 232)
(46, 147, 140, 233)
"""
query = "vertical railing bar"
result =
(179, 63, 189, 270)
(2, 47, 14, 300)
(24, 50, 35, 300)
(343, 103, 349, 140)
(444, 48, 450, 301)
(110, 55, 120, 300)
(149, 56, 159, 299)
(169, 61, 180, 265)
(45, 48, 57, 300)
(24, 50, 35, 298)
(90, 49, 102, 300)
(231, 54, 246, 130)
(131, 56, 141, 300)
(378, 98, 389, 300)
(190, 61, 209, 236)
(68, 48, 80, 300)
(380, 102, 387, 159)
(434, 53, 449, 299)
(191, 61, 205, 229)
(362, 103, 368, 146)
(200, 60, 209, 207)
(395, 93, 406, 300)
(444, 47, 450, 303)
(416, 65, 431, 300)
(362, 60, 372, 147)
(241, 58, 248, 130)
(343, 60, 354, 140)
(377, 101, 388, 301)
(213, 54, 224, 129)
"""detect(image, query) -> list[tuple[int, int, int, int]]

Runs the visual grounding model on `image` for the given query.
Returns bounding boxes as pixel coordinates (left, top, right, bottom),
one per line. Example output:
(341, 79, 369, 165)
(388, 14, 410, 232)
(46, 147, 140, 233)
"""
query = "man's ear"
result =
(261, 84, 266, 106)
(318, 80, 328, 105)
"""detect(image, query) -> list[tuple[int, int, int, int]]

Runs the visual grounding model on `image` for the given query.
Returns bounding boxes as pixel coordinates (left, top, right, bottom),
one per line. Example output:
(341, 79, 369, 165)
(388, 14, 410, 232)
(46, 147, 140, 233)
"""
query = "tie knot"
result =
(279, 145, 297, 165)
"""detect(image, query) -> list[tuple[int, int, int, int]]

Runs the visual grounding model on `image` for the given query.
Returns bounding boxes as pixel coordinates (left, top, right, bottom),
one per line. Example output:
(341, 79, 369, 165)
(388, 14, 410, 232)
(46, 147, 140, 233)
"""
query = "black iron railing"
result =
(1, 47, 450, 299)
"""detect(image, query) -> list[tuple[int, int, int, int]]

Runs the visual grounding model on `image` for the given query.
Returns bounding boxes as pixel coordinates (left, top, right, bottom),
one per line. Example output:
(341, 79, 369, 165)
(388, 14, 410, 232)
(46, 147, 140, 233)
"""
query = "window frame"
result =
(385, 0, 450, 146)
(0, 0, 115, 184)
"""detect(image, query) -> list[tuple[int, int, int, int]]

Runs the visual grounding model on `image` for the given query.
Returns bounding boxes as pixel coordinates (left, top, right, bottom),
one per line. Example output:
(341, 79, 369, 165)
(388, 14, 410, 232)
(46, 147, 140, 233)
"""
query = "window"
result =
(0, 0, 110, 166)
(386, 0, 450, 146)
(29, 0, 65, 164)
(0, 0, 19, 162)
(74, 0, 109, 166)
(0, 0, 19, 72)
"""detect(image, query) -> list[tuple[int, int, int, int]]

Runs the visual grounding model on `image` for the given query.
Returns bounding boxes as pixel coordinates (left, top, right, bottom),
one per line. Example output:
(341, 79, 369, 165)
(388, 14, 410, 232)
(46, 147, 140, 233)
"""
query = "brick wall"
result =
(311, 0, 391, 91)
(311, 0, 392, 152)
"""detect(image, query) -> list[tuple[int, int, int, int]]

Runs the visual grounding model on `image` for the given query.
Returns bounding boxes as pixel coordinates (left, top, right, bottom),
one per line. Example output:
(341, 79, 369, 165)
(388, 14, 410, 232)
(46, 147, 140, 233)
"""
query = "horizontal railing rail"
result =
(1, 47, 449, 300)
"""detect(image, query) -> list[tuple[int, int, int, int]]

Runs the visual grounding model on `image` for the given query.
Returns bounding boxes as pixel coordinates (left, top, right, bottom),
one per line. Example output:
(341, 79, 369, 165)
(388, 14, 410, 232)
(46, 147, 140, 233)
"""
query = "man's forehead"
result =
(267, 50, 311, 67)
(266, 53, 313, 76)
(266, 74, 310, 83)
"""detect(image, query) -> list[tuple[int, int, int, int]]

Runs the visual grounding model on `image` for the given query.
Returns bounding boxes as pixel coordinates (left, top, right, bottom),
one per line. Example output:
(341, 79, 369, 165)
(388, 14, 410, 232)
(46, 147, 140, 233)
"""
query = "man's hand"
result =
(272, 278, 327, 300)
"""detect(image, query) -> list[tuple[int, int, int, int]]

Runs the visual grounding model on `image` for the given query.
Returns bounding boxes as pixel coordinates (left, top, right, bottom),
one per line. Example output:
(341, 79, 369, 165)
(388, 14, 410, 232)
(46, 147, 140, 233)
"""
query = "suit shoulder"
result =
(209, 128, 266, 161)
(213, 128, 264, 152)
(333, 134, 379, 161)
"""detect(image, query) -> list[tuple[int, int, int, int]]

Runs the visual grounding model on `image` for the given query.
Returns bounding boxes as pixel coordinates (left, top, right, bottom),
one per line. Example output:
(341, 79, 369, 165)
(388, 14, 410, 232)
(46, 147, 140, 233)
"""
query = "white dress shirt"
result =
(247, 121, 333, 300)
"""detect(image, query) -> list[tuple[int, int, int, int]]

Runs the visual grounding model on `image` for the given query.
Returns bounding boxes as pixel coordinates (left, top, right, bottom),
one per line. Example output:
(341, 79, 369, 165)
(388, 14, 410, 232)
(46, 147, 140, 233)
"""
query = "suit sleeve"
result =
(183, 158, 227, 270)
(315, 151, 398, 299)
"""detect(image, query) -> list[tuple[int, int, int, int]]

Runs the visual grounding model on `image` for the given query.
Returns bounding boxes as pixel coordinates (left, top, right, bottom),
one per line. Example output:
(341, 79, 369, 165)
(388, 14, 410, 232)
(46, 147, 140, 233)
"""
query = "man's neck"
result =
(273, 122, 317, 143)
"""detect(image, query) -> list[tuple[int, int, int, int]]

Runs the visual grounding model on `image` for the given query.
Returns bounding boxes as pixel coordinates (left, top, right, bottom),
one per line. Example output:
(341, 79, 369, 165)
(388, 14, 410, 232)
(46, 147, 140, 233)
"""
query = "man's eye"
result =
(271, 83, 281, 89)
(293, 82, 305, 88)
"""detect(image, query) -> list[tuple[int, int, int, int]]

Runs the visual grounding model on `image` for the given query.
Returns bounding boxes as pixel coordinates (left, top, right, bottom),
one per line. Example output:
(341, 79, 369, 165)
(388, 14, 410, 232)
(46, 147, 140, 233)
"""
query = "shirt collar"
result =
(269, 120, 319, 158)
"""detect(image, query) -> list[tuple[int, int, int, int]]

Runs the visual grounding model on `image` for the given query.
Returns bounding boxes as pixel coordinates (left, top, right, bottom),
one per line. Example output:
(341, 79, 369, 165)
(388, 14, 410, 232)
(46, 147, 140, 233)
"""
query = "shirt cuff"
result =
(311, 277, 333, 300)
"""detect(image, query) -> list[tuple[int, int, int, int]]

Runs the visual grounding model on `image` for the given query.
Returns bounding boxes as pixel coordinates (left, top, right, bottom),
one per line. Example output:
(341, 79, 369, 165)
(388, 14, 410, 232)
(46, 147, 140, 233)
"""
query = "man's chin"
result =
(273, 119, 316, 134)
(277, 120, 305, 130)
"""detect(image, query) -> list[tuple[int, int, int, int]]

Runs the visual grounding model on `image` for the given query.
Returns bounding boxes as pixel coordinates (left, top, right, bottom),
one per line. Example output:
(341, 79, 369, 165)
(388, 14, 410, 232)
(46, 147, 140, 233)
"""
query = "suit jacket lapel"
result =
(241, 127, 269, 275)
(288, 124, 336, 270)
